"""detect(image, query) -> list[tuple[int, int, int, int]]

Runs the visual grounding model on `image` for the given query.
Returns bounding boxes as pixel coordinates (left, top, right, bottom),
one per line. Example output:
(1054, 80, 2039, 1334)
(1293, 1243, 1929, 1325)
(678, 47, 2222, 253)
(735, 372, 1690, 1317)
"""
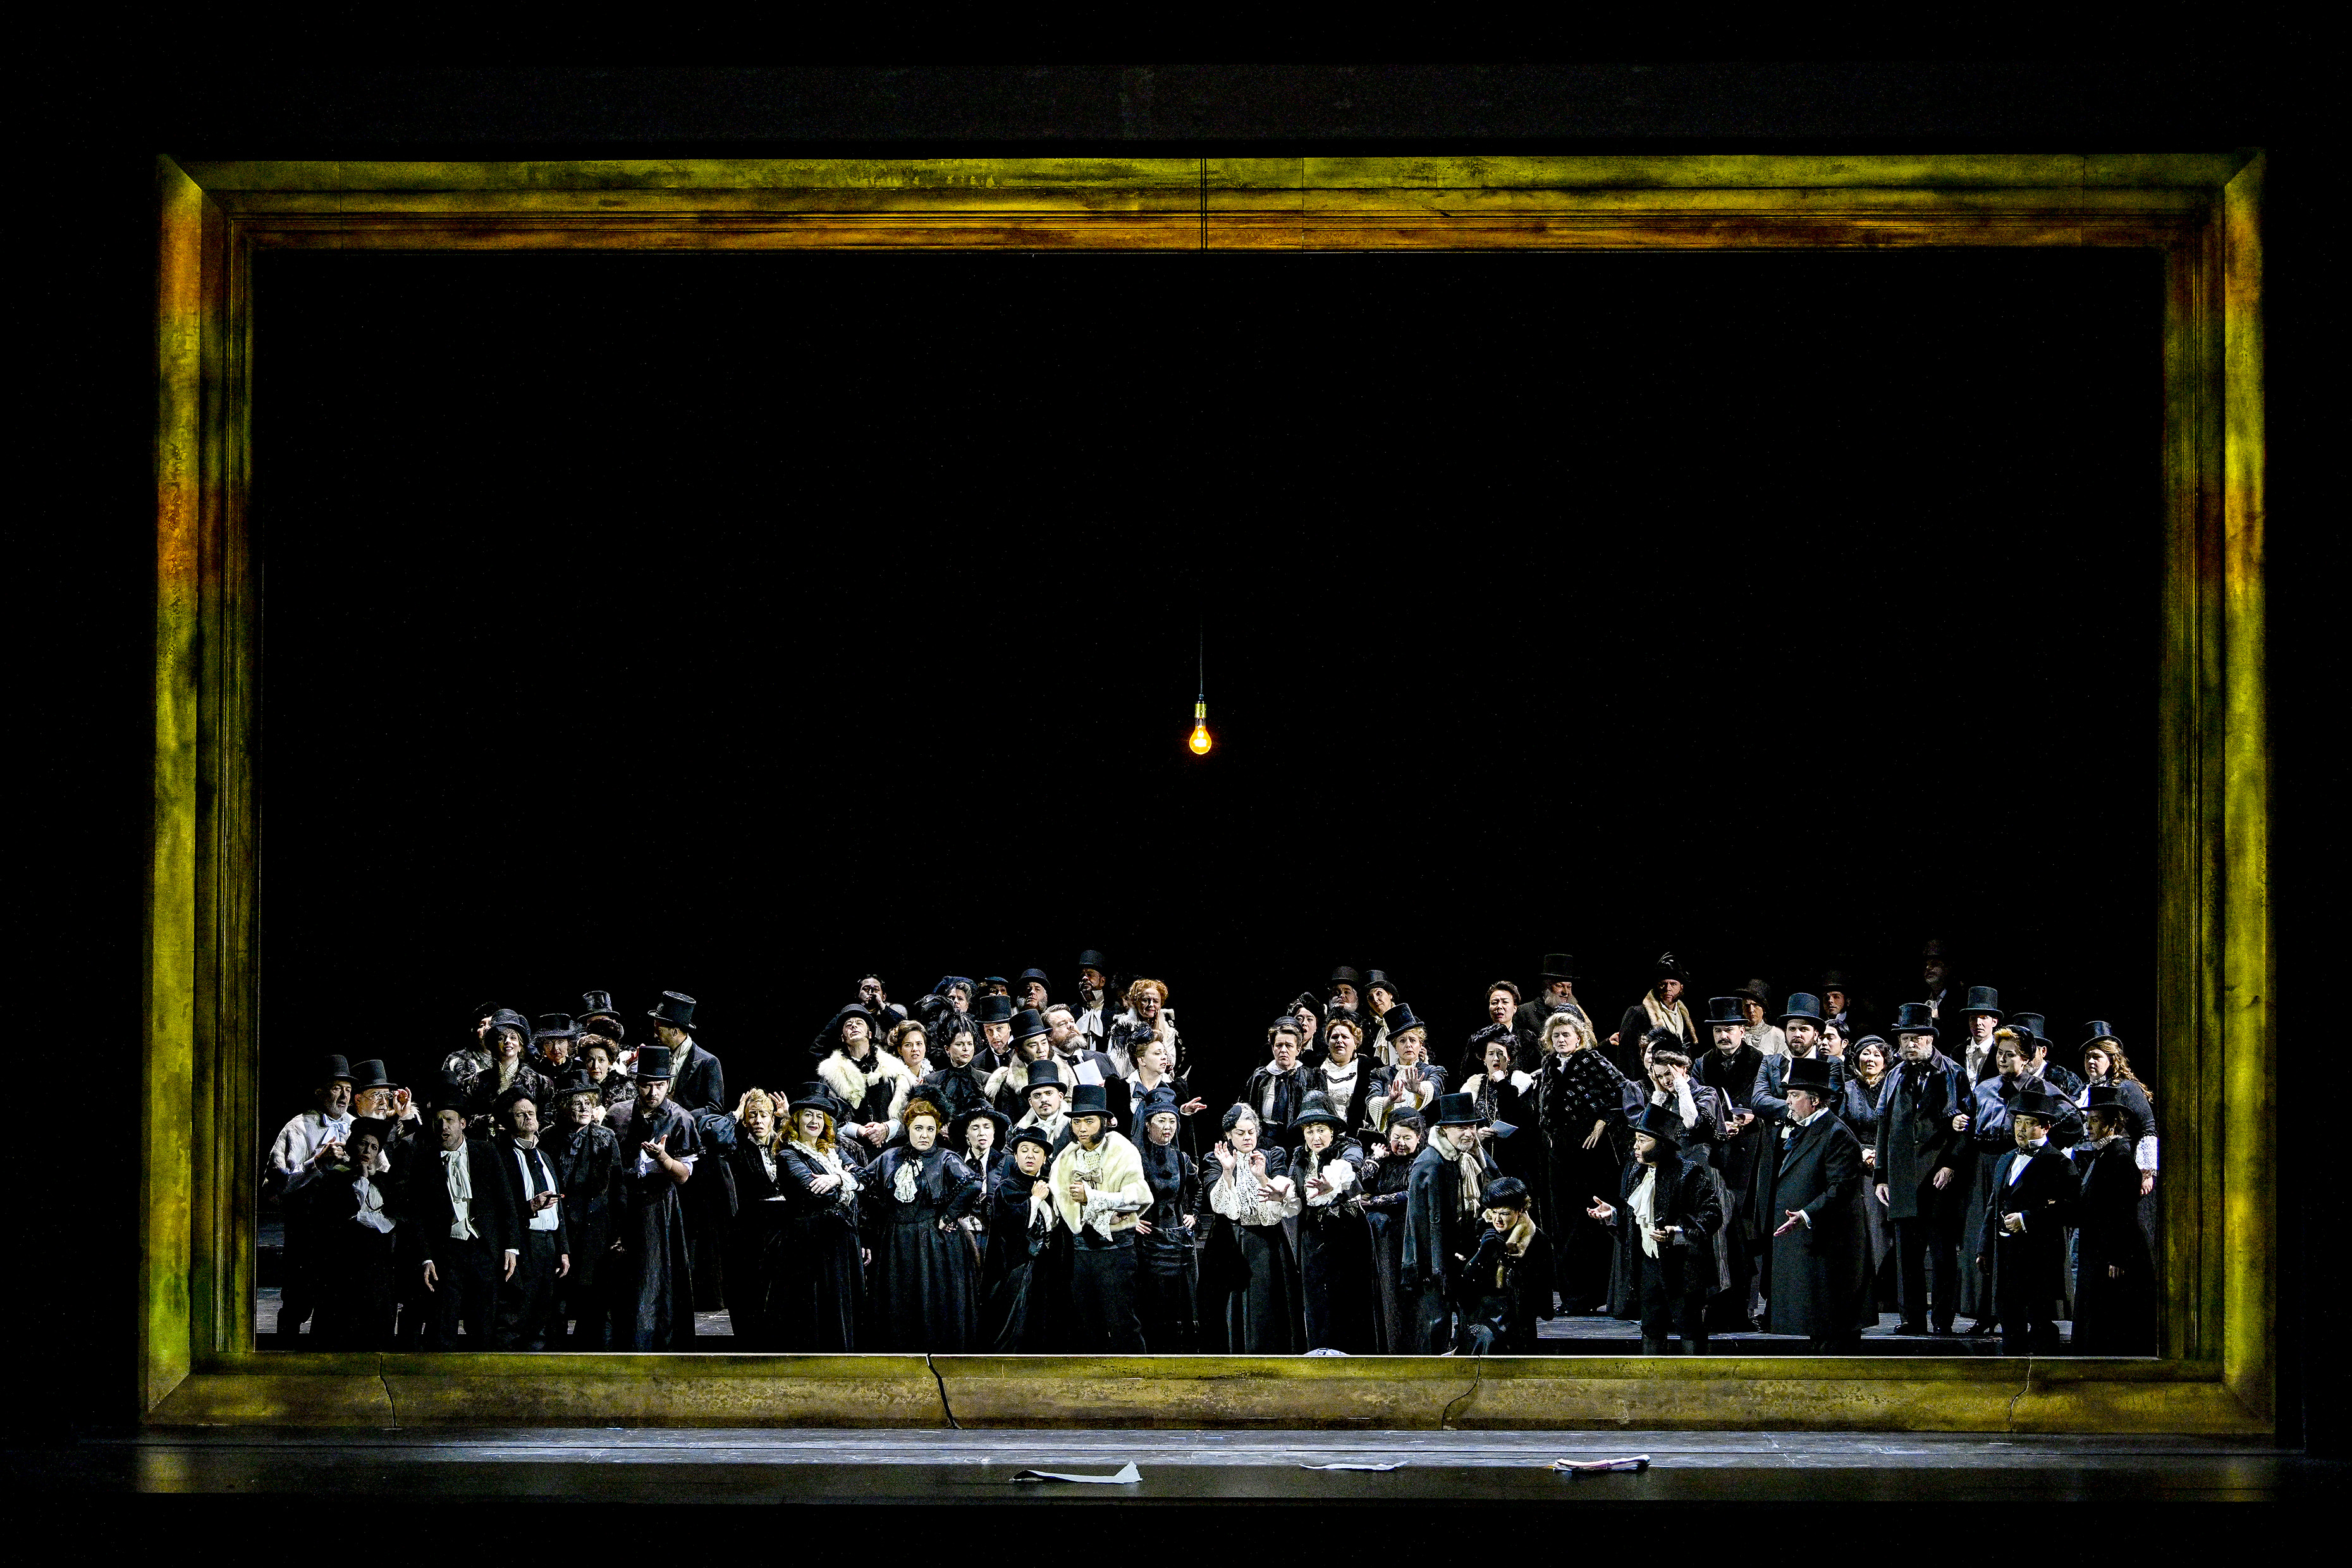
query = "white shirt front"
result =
(513, 1142, 560, 1232)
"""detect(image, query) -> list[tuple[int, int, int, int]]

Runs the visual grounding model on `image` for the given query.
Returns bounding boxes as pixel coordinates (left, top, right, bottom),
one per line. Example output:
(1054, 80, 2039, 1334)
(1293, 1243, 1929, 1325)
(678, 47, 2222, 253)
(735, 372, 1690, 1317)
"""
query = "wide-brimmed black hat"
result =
(814, 1003, 884, 1057)
(1889, 1001, 1940, 1038)
(1958, 986, 2002, 1019)
(1785, 1056, 1838, 1096)
(635, 1044, 675, 1081)
(1078, 950, 1110, 972)
(1024, 1059, 1065, 1093)
(2012, 1087, 2065, 1124)
(317, 1053, 355, 1085)
(579, 990, 621, 1020)
(786, 1081, 843, 1120)
(1329, 965, 1364, 990)
(1634, 1102, 1686, 1147)
(1703, 995, 1748, 1028)
(647, 991, 697, 1032)
(1382, 1001, 1429, 1040)
(1008, 1124, 1057, 1157)
(1479, 1174, 1531, 1210)
(484, 1008, 533, 1042)
(1015, 967, 1050, 990)
(347, 1115, 394, 1148)
(1921, 939, 1952, 960)
(1133, 1087, 1183, 1123)
(551, 1069, 596, 1100)
(1820, 970, 1852, 993)
(1780, 993, 1825, 1027)
(534, 1012, 580, 1041)
(1735, 978, 1772, 1008)
(1067, 1083, 1113, 1120)
(950, 1104, 1010, 1149)
(2082, 1020, 2122, 1048)
(2008, 1012, 2049, 1049)
(974, 993, 1015, 1026)
(1430, 1091, 1485, 1128)
(349, 1058, 396, 1091)
(1291, 1091, 1350, 1132)
(1653, 951, 1691, 983)
(1010, 1007, 1051, 1044)
(1539, 953, 1579, 981)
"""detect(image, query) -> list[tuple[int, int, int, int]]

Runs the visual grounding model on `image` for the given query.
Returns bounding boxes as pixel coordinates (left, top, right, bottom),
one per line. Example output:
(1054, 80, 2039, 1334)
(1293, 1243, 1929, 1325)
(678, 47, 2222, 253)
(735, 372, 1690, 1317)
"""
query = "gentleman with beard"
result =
(411, 1099, 520, 1349)
(1362, 970, 1400, 1064)
(1015, 967, 1053, 1017)
(646, 992, 726, 1115)
(1521, 953, 1596, 1043)
(1589, 1103, 1724, 1354)
(1074, 950, 1113, 1051)
(604, 1044, 701, 1349)
(488, 1088, 570, 1350)
(1010, 1058, 1075, 1155)
(1752, 993, 1844, 1127)
(1611, 953, 1698, 1081)
(1693, 994, 1767, 1330)
(1242, 1018, 1316, 1149)
(1874, 1001, 1973, 1335)
(1402, 1092, 1493, 1354)
(265, 1054, 357, 1342)
(1760, 1056, 1866, 1351)
(546, 1072, 622, 1347)
(1045, 1003, 1129, 1129)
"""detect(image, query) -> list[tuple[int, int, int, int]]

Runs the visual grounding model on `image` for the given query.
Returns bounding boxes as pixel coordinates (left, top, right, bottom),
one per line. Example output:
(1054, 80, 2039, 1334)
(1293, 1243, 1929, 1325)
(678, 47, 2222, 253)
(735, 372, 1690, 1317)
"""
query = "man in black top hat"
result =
(1016, 968, 1052, 1016)
(2014, 1014, 2086, 1107)
(488, 1086, 571, 1350)
(1588, 1102, 1724, 1354)
(1976, 1088, 2078, 1354)
(265, 1055, 358, 1342)
(1752, 993, 1845, 1127)
(1049, 1083, 1151, 1352)
(1920, 939, 1961, 1031)
(1328, 965, 1365, 1013)
(646, 992, 726, 1114)
(1876, 1002, 1974, 1335)
(1075, 950, 1113, 1052)
(1953, 986, 2004, 1083)
(604, 1044, 701, 1349)
(1522, 953, 1595, 1041)
(1612, 953, 1697, 1081)
(410, 1098, 520, 1349)
(1693, 993, 1767, 1330)
(1402, 1092, 1493, 1354)
(974, 992, 1019, 1076)
(578, 991, 625, 1041)
(1010, 1056, 1075, 1155)
(1760, 1055, 1866, 1351)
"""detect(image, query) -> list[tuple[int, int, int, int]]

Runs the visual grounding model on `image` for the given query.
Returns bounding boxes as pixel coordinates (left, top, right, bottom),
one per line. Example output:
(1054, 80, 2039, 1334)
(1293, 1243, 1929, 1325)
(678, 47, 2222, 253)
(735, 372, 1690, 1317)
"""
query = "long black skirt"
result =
(1134, 1234, 1200, 1352)
(865, 1216, 981, 1352)
(1298, 1210, 1376, 1353)
(1197, 1219, 1303, 1354)
(772, 1211, 861, 1352)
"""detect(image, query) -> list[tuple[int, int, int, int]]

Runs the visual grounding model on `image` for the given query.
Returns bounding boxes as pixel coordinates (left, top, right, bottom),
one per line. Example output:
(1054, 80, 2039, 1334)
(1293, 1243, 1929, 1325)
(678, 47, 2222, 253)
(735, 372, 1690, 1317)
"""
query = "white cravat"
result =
(1629, 1167, 1661, 1258)
(513, 1142, 560, 1231)
(352, 1173, 394, 1234)
(441, 1148, 477, 1240)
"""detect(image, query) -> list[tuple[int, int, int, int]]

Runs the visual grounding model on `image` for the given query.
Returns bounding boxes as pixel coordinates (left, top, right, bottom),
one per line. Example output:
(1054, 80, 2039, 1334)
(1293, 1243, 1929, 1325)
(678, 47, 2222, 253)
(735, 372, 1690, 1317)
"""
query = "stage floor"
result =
(10, 1427, 2325, 1503)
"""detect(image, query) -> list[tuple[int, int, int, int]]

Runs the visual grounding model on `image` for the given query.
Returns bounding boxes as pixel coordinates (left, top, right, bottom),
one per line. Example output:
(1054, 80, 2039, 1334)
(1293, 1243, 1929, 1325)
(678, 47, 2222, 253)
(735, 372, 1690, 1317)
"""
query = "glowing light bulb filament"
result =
(1189, 696, 1211, 756)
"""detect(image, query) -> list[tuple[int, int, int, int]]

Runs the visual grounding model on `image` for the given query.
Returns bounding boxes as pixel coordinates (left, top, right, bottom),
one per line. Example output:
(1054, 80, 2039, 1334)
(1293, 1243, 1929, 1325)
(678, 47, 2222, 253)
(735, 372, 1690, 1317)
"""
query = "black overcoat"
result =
(1196, 1146, 1305, 1354)
(1976, 1141, 2076, 1318)
(1758, 1113, 1866, 1340)
(1603, 1147, 1725, 1318)
(1295, 1138, 1375, 1353)
(603, 1098, 702, 1349)
(2069, 1137, 2156, 1355)
(1877, 1055, 1975, 1223)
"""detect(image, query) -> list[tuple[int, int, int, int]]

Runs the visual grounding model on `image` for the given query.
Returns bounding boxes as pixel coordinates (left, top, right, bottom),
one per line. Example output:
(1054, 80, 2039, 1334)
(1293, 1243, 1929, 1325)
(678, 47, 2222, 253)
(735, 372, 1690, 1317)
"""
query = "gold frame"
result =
(147, 154, 2270, 1430)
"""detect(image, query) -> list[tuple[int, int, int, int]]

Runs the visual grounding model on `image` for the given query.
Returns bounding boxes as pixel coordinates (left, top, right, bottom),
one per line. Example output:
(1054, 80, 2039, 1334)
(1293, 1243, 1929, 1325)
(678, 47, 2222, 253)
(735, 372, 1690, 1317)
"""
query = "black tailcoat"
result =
(1978, 1140, 2076, 1321)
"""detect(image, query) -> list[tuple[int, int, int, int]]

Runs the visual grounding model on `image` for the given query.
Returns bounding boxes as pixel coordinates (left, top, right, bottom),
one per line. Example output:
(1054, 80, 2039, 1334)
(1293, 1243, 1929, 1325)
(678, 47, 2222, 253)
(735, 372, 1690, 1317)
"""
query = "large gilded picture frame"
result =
(147, 153, 2270, 1431)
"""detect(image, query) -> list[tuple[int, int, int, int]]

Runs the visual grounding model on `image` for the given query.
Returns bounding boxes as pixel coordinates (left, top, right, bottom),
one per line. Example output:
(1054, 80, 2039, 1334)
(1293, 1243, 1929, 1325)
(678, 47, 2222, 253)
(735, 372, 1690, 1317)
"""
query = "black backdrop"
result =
(256, 247, 2156, 1110)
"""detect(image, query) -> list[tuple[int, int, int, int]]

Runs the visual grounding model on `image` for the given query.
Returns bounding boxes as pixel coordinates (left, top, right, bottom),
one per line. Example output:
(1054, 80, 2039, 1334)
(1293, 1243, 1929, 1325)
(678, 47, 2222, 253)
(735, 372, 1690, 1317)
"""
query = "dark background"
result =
(16, 44, 2336, 1455)
(256, 245, 2158, 1109)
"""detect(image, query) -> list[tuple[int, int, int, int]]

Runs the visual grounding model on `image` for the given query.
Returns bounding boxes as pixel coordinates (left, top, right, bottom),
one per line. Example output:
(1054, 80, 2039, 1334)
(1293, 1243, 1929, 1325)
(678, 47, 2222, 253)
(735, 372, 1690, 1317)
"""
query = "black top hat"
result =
(1539, 953, 1579, 981)
(1067, 1083, 1113, 1120)
(349, 1058, 395, 1091)
(534, 1012, 580, 1041)
(975, 993, 1015, 1026)
(1780, 993, 1825, 1027)
(647, 992, 697, 1032)
(1023, 1059, 1065, 1093)
(981, 975, 1010, 991)
(1017, 967, 1051, 988)
(2081, 1020, 2122, 1048)
(1364, 969, 1394, 993)
(634, 1044, 675, 1081)
(1290, 1091, 1351, 1132)
(1736, 979, 1772, 1008)
(494, 1082, 548, 1115)
(1889, 1001, 1940, 1038)
(1382, 1001, 1430, 1040)
(1784, 1056, 1838, 1097)
(1479, 1174, 1531, 1210)
(1820, 970, 1852, 992)
(468, 1000, 502, 1024)
(1078, 950, 1110, 972)
(348, 1115, 394, 1148)
(2008, 1012, 2049, 1049)
(1921, 939, 1952, 959)
(1430, 1091, 1485, 1128)
(2011, 1088, 2065, 1125)
(579, 991, 620, 1020)
(1703, 996, 1748, 1028)
(2085, 1083, 2141, 1137)
(1958, 986, 2002, 1019)
(1010, 1007, 1051, 1044)
(1653, 951, 1692, 983)
(1634, 1102, 1686, 1147)
(317, 1053, 355, 1085)
(1008, 1124, 1057, 1156)
(1329, 965, 1365, 989)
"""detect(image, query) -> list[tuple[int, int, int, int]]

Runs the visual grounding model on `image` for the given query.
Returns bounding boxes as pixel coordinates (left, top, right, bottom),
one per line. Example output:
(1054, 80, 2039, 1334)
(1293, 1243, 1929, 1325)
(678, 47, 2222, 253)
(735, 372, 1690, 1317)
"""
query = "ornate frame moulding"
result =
(147, 154, 2269, 1430)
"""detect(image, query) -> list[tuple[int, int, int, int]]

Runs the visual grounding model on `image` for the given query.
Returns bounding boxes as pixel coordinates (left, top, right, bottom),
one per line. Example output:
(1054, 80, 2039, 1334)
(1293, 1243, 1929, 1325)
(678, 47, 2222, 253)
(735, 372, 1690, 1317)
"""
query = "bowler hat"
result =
(1430, 1091, 1486, 1128)
(350, 1058, 396, 1091)
(1017, 967, 1051, 988)
(1290, 1091, 1350, 1133)
(551, 1070, 596, 1101)
(1958, 986, 2002, 1019)
(975, 993, 1015, 1026)
(1479, 1175, 1531, 1210)
(2081, 1020, 2121, 1049)
(1329, 965, 1364, 990)
(1382, 1001, 1429, 1040)
(1889, 1001, 1940, 1038)
(2012, 1087, 2064, 1124)
(1024, 1059, 1065, 1093)
(647, 991, 697, 1032)
(579, 990, 621, 1020)
(1780, 992, 1825, 1027)
(1820, 970, 1852, 993)
(1010, 1007, 1051, 1044)
(1008, 1124, 1057, 1156)
(1634, 1102, 1686, 1147)
(317, 1053, 355, 1086)
(348, 1115, 394, 1148)
(484, 1008, 532, 1042)
(1784, 1055, 1837, 1096)
(1539, 953, 1579, 981)
(787, 1081, 843, 1120)
(1736, 978, 1772, 1008)
(1078, 950, 1110, 972)
(534, 1012, 580, 1041)
(1703, 996, 1748, 1028)
(1067, 1083, 1113, 1120)
(634, 1044, 674, 1081)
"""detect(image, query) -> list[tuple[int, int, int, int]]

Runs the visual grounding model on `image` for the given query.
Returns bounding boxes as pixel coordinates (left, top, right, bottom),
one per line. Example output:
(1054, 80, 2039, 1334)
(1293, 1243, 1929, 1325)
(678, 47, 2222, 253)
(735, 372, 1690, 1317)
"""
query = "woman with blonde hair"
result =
(772, 1083, 863, 1351)
(702, 1086, 795, 1348)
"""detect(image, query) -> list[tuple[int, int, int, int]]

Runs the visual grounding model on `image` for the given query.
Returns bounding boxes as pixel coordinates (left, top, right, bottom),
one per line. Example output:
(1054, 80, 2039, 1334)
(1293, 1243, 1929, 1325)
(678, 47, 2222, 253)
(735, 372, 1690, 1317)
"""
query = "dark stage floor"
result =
(6, 1428, 2325, 1504)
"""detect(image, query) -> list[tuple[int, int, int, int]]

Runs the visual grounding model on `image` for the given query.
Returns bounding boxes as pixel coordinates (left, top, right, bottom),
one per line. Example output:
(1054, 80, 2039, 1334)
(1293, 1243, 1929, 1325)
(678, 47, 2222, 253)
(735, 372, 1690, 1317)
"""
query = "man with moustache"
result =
(604, 1044, 701, 1349)
(1693, 994, 1767, 1329)
(1045, 1002, 1129, 1128)
(1875, 1001, 1975, 1335)
(1521, 953, 1596, 1041)
(1612, 953, 1698, 1081)
(489, 1088, 570, 1350)
(1761, 1056, 1867, 1351)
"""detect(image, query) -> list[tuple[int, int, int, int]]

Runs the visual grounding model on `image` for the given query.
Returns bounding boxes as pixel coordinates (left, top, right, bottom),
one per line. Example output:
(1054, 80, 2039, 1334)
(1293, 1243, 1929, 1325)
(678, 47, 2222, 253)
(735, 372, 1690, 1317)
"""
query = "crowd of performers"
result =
(263, 945, 2160, 1357)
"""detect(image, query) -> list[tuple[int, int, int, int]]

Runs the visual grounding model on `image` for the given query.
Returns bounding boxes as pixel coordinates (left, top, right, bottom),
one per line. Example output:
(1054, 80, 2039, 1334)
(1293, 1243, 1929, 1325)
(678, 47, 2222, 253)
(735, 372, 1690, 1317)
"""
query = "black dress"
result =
(1295, 1139, 1376, 1353)
(2069, 1137, 2156, 1355)
(1133, 1137, 1202, 1352)
(1355, 1148, 1416, 1352)
(300, 1163, 399, 1351)
(976, 1163, 1069, 1351)
(546, 1121, 622, 1347)
(1197, 1149, 1305, 1354)
(857, 1144, 983, 1351)
(701, 1118, 797, 1349)
(1537, 1049, 1634, 1309)
(772, 1140, 863, 1351)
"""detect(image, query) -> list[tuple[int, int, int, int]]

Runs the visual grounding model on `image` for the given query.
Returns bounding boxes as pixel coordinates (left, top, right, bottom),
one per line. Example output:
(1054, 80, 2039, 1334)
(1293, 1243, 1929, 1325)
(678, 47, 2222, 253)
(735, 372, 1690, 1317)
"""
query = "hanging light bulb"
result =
(1187, 617, 1212, 756)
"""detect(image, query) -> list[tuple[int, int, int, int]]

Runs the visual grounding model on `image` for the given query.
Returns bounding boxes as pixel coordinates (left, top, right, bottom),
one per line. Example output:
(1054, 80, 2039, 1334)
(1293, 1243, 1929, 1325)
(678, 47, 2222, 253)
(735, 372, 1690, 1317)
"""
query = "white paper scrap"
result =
(1552, 1455, 1652, 1474)
(1299, 1461, 1404, 1471)
(1011, 1462, 1142, 1484)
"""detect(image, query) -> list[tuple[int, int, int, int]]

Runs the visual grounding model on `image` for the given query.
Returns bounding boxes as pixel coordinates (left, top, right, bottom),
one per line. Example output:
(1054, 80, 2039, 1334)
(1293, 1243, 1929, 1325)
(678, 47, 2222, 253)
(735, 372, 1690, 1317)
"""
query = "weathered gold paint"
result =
(149, 154, 2269, 1431)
